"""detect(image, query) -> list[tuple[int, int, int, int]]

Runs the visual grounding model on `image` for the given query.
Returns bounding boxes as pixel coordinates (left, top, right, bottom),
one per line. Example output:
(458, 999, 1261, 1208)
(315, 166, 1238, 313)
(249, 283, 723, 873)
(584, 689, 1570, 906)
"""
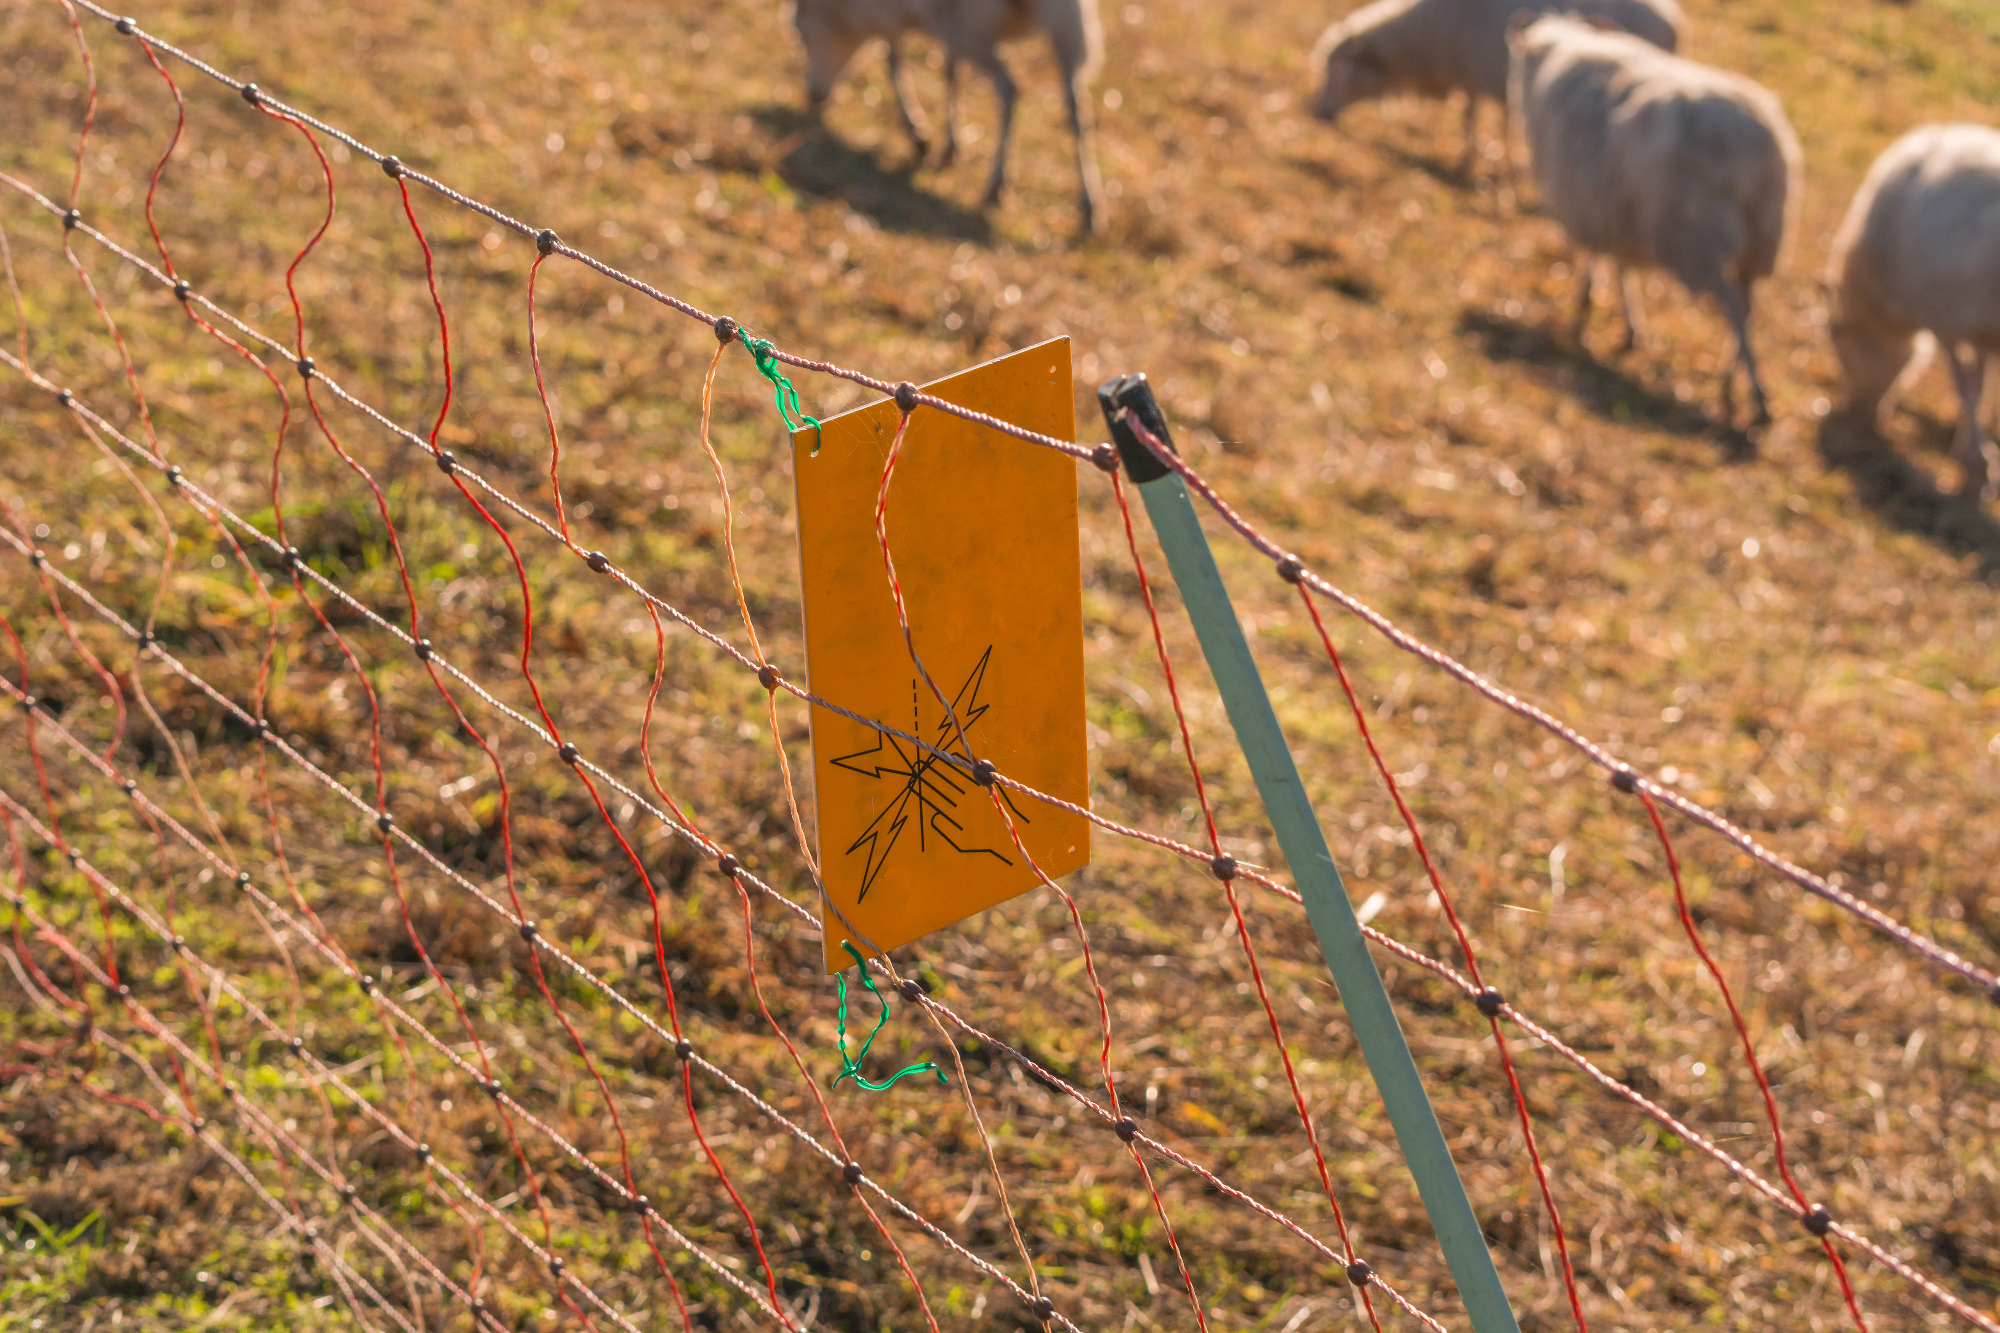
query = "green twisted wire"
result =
(832, 941, 947, 1092)
(737, 327, 823, 449)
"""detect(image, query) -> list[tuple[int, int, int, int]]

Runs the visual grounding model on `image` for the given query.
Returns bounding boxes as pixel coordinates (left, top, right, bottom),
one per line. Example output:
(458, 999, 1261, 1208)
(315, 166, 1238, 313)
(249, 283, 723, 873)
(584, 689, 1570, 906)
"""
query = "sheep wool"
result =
(1510, 14, 1799, 426)
(1828, 123, 2000, 498)
(1308, 0, 1682, 171)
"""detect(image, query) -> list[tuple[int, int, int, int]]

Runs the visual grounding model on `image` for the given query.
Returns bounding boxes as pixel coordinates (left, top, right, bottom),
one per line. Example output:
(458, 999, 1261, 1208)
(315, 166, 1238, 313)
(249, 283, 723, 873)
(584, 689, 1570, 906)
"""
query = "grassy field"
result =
(1, 0, 1998, 1330)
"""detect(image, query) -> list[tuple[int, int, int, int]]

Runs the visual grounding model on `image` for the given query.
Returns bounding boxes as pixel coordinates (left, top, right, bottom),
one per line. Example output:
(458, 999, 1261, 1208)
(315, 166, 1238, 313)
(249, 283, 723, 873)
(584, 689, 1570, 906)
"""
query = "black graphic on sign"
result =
(831, 647, 1031, 902)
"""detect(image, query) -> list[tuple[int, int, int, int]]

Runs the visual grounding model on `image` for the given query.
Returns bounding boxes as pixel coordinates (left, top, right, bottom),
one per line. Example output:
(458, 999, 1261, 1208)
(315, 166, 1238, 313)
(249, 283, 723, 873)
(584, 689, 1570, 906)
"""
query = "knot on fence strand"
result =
(831, 941, 946, 1093)
(735, 327, 822, 445)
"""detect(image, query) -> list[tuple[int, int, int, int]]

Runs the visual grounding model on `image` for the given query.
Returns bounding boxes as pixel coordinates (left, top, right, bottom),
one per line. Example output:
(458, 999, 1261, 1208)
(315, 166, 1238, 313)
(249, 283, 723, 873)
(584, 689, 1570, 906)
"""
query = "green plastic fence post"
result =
(1097, 374, 1521, 1333)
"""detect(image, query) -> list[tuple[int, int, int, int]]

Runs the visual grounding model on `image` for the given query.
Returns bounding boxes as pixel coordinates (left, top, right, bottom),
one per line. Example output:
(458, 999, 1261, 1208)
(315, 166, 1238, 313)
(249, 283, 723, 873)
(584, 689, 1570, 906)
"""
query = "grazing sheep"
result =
(1509, 15, 1798, 426)
(1307, 0, 1683, 175)
(1827, 123, 2000, 499)
(789, 0, 1107, 234)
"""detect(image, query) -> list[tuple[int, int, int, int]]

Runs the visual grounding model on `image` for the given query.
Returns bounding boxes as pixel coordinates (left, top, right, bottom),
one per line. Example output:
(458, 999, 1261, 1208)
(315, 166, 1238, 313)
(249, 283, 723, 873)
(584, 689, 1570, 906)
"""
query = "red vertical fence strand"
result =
(1633, 790, 1871, 1333)
(13, 13, 2000, 1327)
(1107, 473, 1390, 1333)
(668, 344, 944, 1331)
(3, 198, 1439, 1323)
(524, 247, 798, 1330)
(874, 405, 1223, 1329)
(51, 0, 2000, 1008)
(54, 1, 161, 462)
(1296, 584, 1590, 1333)
(392, 174, 697, 1329)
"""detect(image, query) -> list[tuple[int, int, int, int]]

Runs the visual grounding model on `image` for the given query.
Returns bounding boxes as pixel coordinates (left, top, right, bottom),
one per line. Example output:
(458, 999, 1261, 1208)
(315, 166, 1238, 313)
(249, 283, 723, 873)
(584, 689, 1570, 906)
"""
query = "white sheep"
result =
(1307, 0, 1683, 175)
(1509, 15, 1798, 426)
(789, 0, 1106, 234)
(1827, 123, 2000, 499)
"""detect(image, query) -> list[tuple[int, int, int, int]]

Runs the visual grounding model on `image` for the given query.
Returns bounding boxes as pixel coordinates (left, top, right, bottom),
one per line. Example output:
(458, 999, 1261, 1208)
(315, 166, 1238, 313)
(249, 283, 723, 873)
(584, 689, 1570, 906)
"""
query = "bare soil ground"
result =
(1, 0, 1997, 1330)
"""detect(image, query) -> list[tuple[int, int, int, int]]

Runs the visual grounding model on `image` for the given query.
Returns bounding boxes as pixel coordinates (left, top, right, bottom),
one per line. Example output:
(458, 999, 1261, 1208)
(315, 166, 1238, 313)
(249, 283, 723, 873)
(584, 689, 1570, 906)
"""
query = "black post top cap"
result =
(1095, 373, 1179, 485)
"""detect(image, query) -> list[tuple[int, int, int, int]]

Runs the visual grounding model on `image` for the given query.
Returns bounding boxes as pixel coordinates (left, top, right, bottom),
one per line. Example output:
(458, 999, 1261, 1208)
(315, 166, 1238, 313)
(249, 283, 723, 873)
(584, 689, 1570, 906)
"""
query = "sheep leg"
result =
(1616, 267, 1645, 354)
(1061, 56, 1106, 235)
(937, 60, 959, 167)
(1460, 95, 1480, 178)
(1571, 256, 1594, 343)
(1947, 344, 1992, 499)
(976, 52, 1019, 209)
(885, 39, 930, 160)
(1718, 278, 1770, 427)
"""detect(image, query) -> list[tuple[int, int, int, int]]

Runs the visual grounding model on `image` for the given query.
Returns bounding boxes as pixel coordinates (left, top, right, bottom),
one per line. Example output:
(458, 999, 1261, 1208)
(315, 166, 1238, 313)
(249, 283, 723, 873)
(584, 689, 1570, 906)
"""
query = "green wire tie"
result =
(737, 327, 823, 450)
(831, 941, 947, 1092)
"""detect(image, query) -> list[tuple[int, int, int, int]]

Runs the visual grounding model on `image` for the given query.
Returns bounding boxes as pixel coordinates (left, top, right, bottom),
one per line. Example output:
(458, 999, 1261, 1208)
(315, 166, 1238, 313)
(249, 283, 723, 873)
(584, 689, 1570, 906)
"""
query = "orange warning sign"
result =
(791, 339, 1090, 972)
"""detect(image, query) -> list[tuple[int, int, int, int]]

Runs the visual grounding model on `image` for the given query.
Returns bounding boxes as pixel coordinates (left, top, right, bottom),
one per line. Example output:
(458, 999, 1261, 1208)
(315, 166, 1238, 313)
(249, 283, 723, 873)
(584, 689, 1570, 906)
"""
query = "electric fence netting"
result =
(2, 3, 1997, 1333)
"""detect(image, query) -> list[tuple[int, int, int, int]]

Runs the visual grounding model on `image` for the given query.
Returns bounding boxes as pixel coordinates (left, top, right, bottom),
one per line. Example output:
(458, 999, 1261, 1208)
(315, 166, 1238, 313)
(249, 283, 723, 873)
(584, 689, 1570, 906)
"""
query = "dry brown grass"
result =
(1, 0, 1998, 1330)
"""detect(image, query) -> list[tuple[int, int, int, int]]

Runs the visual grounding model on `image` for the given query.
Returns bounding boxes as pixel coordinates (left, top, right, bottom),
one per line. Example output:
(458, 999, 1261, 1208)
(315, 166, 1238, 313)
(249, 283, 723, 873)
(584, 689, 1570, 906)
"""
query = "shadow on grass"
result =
(1817, 410, 2000, 576)
(750, 105, 992, 243)
(1458, 308, 1755, 455)
(1375, 139, 1472, 190)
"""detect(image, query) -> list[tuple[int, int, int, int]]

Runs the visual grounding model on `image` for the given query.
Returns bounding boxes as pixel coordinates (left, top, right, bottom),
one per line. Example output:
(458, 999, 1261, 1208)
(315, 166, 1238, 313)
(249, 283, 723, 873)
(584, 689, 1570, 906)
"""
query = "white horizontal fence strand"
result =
(0, 524, 1101, 1333)
(0, 687, 853, 1328)
(12, 146, 1985, 1008)
(1109, 413, 1999, 996)
(7, 34, 1993, 1324)
(0, 828, 522, 1333)
(4, 452, 1983, 1330)
(0, 962, 425, 1333)
(6, 302, 1988, 1333)
(0, 788, 700, 1333)
(0, 345, 1452, 1328)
